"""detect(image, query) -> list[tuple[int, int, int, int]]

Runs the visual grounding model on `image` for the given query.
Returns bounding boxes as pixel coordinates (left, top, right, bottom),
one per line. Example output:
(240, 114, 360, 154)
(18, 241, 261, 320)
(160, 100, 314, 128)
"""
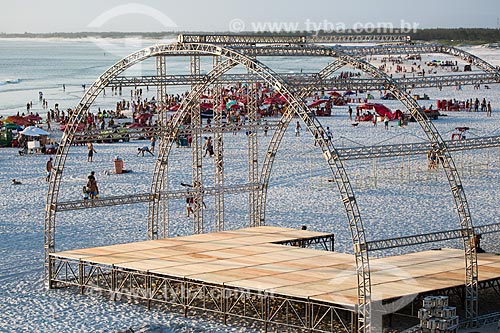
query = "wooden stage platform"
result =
(50, 226, 500, 331)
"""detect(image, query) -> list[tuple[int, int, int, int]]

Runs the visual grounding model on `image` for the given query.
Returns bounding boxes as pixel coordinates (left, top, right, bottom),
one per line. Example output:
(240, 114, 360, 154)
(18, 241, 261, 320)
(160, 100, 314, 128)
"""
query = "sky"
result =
(0, 0, 499, 33)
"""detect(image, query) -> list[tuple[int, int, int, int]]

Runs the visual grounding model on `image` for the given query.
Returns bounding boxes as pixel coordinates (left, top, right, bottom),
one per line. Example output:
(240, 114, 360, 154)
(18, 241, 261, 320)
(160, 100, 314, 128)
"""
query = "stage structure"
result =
(45, 33, 500, 333)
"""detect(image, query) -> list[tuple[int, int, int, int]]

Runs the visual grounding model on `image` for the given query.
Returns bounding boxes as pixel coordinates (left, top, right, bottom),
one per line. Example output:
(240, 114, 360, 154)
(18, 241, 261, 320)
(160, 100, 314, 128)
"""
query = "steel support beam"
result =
(190, 55, 204, 234)
(178, 33, 411, 44)
(212, 55, 225, 232)
(108, 72, 500, 90)
(367, 223, 500, 252)
(54, 183, 262, 212)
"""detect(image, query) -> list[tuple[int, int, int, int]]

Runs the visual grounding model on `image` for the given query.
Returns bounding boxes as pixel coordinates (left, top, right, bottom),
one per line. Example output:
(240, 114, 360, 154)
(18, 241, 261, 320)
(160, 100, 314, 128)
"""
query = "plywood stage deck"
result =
(53, 226, 500, 308)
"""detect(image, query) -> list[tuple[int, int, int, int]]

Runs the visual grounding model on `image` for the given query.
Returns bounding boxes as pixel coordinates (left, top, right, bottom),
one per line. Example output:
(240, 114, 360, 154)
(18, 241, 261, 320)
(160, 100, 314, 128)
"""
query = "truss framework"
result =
(54, 183, 262, 212)
(337, 134, 500, 160)
(367, 223, 500, 252)
(178, 33, 411, 45)
(49, 256, 355, 333)
(273, 234, 335, 252)
(242, 44, 478, 326)
(42, 37, 500, 332)
(212, 55, 225, 232)
(107, 72, 500, 90)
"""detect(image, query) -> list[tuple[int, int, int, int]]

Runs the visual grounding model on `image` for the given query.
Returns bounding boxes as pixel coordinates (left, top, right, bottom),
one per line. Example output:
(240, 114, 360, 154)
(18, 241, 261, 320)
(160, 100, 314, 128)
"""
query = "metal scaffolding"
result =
(190, 55, 204, 234)
(212, 55, 225, 232)
(367, 222, 500, 251)
(107, 72, 500, 90)
(44, 36, 500, 332)
(49, 256, 355, 333)
(247, 74, 260, 227)
(156, 55, 169, 238)
(178, 33, 411, 45)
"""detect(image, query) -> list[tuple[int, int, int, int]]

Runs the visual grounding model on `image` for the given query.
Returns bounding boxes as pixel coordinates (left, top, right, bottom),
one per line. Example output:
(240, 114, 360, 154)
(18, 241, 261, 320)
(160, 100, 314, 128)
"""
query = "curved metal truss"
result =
(145, 47, 374, 333)
(247, 44, 478, 326)
(233, 43, 500, 78)
(44, 37, 496, 332)
(44, 42, 372, 331)
(339, 43, 500, 76)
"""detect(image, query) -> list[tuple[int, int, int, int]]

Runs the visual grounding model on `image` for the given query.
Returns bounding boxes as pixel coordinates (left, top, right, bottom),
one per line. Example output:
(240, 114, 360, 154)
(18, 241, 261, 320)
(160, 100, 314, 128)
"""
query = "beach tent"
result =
(20, 126, 49, 137)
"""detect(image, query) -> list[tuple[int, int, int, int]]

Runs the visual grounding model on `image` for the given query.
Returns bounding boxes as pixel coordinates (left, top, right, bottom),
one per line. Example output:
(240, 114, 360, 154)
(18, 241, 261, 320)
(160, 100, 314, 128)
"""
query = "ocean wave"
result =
(0, 78, 21, 86)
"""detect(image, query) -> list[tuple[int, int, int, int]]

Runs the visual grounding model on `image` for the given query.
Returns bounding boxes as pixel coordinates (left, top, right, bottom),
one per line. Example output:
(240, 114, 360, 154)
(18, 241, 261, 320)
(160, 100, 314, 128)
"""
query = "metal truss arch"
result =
(44, 39, 484, 331)
(43, 42, 373, 332)
(254, 44, 478, 325)
(336, 43, 500, 77)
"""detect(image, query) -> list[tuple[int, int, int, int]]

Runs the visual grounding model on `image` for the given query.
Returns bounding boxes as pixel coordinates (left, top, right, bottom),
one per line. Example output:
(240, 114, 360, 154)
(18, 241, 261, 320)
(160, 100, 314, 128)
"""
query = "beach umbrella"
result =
(20, 126, 49, 137)
(308, 99, 328, 108)
(226, 100, 238, 109)
(328, 91, 342, 97)
(344, 90, 356, 96)
(168, 105, 180, 111)
(5, 115, 31, 126)
(24, 114, 42, 122)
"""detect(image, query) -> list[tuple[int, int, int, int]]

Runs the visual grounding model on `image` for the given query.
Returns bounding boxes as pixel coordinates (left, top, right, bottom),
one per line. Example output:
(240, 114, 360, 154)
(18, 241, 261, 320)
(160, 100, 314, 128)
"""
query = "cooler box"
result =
(114, 158, 124, 174)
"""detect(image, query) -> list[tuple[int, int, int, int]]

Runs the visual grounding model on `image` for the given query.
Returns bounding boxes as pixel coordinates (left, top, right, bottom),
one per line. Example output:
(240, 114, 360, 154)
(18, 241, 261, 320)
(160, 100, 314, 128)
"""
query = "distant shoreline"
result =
(0, 28, 500, 43)
(0, 29, 498, 46)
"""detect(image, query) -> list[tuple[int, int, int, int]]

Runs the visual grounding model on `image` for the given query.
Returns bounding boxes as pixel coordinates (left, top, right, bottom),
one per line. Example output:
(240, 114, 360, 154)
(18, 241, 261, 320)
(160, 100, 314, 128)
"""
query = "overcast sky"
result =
(1, 0, 499, 33)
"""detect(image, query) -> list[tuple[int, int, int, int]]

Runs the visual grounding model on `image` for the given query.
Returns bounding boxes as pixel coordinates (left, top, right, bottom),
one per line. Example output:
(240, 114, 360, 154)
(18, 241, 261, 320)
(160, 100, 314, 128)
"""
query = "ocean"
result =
(0, 38, 344, 118)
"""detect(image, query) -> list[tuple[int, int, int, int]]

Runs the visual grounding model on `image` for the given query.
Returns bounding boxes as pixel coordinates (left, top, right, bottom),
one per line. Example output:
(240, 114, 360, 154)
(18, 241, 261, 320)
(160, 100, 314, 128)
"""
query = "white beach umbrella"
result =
(20, 126, 49, 137)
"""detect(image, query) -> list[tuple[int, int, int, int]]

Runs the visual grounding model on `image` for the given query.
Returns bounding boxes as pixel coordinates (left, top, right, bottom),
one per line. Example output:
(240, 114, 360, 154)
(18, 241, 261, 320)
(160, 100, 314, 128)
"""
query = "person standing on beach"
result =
(295, 121, 301, 136)
(86, 172, 99, 199)
(46, 116, 51, 131)
(384, 115, 389, 130)
(326, 127, 333, 141)
(203, 137, 214, 157)
(45, 157, 53, 182)
(150, 136, 156, 154)
(87, 143, 97, 162)
(186, 196, 194, 217)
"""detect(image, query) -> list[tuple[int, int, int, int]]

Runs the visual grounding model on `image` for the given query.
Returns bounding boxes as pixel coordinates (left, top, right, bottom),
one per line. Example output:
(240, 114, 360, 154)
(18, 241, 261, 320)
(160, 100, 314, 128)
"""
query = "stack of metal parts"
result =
(418, 296, 459, 333)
